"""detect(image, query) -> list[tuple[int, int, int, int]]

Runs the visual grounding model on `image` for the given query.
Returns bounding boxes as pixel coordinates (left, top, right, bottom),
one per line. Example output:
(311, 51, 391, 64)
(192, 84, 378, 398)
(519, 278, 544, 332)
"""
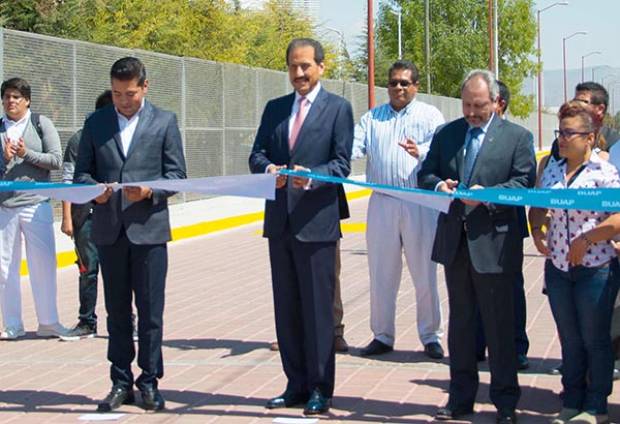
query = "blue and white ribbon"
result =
(4, 170, 620, 213)
(279, 169, 620, 213)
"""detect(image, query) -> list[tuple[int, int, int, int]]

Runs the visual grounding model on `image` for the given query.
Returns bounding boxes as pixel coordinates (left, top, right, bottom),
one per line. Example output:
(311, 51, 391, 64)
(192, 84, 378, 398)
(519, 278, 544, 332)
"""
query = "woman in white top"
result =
(530, 101, 620, 424)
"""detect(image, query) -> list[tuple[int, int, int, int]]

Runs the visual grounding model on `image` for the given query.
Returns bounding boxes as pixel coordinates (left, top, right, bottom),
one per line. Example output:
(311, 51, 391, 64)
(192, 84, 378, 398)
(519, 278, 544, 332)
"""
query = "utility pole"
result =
(424, 0, 431, 93)
(488, 0, 494, 73)
(368, 0, 375, 109)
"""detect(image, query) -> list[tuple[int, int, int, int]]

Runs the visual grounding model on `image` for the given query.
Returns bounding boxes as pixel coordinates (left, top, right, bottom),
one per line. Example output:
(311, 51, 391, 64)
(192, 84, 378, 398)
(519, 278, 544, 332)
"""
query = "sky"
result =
(318, 0, 620, 73)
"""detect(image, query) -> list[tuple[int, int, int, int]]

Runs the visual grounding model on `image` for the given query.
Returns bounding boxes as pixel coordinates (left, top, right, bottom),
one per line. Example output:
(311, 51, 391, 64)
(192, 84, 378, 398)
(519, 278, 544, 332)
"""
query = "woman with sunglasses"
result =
(529, 101, 620, 424)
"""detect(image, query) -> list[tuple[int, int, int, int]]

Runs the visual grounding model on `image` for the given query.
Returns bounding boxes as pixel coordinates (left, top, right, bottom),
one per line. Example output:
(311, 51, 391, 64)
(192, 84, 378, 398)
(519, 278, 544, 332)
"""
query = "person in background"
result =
(353, 60, 445, 360)
(60, 91, 139, 343)
(530, 101, 620, 424)
(0, 77, 68, 340)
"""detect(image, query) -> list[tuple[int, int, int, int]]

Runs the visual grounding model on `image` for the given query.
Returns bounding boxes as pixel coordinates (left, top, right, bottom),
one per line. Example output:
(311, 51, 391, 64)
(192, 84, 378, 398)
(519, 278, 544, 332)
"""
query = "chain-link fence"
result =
(0, 28, 557, 218)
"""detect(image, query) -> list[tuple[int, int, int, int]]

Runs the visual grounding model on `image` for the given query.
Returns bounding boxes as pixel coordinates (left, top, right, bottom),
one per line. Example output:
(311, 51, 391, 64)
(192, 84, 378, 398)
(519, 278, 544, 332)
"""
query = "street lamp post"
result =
(536, 1, 568, 150)
(324, 27, 346, 80)
(563, 31, 587, 102)
(389, 5, 402, 60)
(581, 51, 601, 82)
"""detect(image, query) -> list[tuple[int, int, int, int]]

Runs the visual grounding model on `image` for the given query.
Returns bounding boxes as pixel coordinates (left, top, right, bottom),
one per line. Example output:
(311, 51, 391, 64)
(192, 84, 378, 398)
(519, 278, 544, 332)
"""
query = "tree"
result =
(371, 0, 537, 117)
(0, 0, 340, 78)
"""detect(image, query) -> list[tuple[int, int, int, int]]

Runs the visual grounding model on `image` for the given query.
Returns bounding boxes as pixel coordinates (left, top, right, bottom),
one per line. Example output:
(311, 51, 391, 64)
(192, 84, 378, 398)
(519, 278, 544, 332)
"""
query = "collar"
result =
(468, 113, 495, 136)
(294, 82, 321, 104)
(3, 109, 31, 125)
(388, 97, 417, 116)
(115, 99, 146, 121)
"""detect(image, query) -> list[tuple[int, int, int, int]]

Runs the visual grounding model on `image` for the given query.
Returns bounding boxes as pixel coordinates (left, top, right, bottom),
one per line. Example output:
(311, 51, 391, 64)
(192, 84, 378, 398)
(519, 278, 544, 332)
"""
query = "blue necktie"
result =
(463, 127, 483, 186)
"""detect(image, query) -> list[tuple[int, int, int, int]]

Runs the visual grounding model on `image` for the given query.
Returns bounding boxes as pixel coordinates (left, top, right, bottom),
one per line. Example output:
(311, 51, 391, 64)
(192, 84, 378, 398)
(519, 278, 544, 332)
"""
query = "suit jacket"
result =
(74, 101, 187, 246)
(417, 115, 536, 274)
(249, 88, 353, 242)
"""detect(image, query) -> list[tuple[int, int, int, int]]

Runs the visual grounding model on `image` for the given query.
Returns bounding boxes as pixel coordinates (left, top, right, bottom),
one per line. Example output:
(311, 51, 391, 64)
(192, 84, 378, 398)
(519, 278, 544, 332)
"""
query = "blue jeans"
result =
(545, 259, 620, 414)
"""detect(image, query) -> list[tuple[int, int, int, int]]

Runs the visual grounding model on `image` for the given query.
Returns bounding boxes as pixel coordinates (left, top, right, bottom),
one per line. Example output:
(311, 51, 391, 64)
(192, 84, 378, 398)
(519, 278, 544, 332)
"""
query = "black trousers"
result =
(98, 229, 167, 390)
(268, 232, 336, 398)
(445, 236, 520, 412)
(476, 246, 530, 358)
(74, 217, 99, 328)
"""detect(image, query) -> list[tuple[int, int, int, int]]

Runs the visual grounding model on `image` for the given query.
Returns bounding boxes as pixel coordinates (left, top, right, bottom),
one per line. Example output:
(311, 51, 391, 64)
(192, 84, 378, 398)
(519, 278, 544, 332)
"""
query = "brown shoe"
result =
(270, 341, 279, 351)
(334, 335, 349, 353)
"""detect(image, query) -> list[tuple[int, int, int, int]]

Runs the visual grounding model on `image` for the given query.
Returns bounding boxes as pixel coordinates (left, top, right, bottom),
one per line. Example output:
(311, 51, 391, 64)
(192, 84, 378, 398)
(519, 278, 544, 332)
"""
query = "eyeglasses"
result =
(554, 129, 593, 139)
(388, 79, 414, 88)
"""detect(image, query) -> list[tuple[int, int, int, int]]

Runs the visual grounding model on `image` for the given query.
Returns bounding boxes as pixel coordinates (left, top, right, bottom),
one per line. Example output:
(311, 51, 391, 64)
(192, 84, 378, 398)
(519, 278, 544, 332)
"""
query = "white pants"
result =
(0, 203, 59, 328)
(367, 192, 443, 346)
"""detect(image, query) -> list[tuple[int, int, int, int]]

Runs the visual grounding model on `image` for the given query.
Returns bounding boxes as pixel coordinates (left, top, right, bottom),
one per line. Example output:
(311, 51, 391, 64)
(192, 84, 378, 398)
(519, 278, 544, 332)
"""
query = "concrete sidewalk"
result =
(0, 196, 617, 423)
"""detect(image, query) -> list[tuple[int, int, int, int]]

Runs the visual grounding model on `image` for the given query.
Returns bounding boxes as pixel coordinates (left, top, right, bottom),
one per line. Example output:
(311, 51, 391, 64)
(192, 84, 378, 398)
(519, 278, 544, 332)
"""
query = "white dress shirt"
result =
(3, 109, 31, 142)
(116, 99, 145, 156)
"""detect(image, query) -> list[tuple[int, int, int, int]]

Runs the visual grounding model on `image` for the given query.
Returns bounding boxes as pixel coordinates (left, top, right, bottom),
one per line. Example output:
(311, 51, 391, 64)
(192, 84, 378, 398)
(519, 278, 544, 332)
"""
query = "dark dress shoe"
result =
(496, 410, 517, 423)
(141, 387, 165, 411)
(424, 342, 444, 359)
(265, 390, 308, 409)
(303, 389, 331, 415)
(334, 335, 349, 353)
(435, 405, 474, 421)
(360, 339, 393, 356)
(97, 386, 135, 412)
(517, 354, 529, 371)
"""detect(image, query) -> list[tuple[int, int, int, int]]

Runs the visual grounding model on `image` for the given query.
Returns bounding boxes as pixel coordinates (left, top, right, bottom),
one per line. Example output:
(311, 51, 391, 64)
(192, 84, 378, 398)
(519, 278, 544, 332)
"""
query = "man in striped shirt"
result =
(353, 60, 445, 359)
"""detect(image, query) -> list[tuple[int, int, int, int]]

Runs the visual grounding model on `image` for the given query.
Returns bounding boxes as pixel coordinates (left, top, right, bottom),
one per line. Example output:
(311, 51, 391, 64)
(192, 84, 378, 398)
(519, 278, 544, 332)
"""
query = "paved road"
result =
(0, 197, 617, 423)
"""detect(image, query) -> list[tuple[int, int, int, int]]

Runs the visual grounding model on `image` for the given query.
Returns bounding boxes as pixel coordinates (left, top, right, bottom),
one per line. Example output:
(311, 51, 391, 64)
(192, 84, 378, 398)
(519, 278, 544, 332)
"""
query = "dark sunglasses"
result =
(554, 129, 593, 139)
(388, 79, 414, 88)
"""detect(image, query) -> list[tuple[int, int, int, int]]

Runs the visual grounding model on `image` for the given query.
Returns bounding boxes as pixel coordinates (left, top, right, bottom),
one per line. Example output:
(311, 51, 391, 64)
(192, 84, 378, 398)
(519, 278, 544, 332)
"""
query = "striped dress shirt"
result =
(353, 98, 445, 187)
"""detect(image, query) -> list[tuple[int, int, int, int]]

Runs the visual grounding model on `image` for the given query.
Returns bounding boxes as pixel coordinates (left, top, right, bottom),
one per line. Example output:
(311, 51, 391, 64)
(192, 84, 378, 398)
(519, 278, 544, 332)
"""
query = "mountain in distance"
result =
(521, 65, 620, 113)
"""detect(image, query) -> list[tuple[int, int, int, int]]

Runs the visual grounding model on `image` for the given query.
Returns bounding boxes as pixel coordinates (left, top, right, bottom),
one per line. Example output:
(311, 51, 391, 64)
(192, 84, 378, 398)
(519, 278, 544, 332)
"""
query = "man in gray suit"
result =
(74, 57, 186, 412)
(418, 69, 535, 424)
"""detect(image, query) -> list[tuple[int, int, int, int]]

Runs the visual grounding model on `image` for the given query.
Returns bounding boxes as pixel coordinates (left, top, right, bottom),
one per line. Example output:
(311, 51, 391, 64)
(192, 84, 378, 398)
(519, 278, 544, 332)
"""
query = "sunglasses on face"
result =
(388, 79, 414, 88)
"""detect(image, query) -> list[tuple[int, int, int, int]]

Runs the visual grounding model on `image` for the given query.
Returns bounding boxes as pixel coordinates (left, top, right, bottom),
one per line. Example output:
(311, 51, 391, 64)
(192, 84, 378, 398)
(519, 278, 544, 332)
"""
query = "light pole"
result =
(536, 1, 568, 150)
(592, 65, 606, 82)
(389, 4, 402, 60)
(563, 31, 587, 103)
(324, 27, 346, 80)
(368, 0, 375, 109)
(424, 0, 431, 93)
(581, 51, 601, 82)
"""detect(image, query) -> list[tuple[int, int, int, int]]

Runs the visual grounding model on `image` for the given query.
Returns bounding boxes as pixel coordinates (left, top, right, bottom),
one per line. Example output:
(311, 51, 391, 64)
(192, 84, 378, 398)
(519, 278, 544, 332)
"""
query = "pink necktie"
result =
(289, 96, 308, 150)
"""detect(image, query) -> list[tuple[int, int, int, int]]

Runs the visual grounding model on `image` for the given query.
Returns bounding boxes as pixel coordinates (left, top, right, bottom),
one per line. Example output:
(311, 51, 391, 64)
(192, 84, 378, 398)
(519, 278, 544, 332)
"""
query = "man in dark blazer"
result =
(249, 38, 353, 415)
(74, 57, 186, 412)
(418, 69, 535, 424)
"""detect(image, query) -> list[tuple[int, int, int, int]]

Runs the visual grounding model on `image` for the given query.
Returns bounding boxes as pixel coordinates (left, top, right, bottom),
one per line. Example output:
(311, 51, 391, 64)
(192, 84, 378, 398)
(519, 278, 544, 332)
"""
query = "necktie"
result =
(463, 127, 483, 185)
(289, 96, 308, 150)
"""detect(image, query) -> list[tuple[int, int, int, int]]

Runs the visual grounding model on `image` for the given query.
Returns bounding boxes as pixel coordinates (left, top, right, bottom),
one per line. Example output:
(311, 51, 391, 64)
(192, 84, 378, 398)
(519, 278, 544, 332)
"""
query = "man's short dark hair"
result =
(575, 81, 609, 112)
(497, 80, 510, 113)
(286, 38, 325, 65)
(1, 78, 31, 102)
(95, 90, 113, 110)
(110, 57, 147, 86)
(388, 60, 420, 83)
